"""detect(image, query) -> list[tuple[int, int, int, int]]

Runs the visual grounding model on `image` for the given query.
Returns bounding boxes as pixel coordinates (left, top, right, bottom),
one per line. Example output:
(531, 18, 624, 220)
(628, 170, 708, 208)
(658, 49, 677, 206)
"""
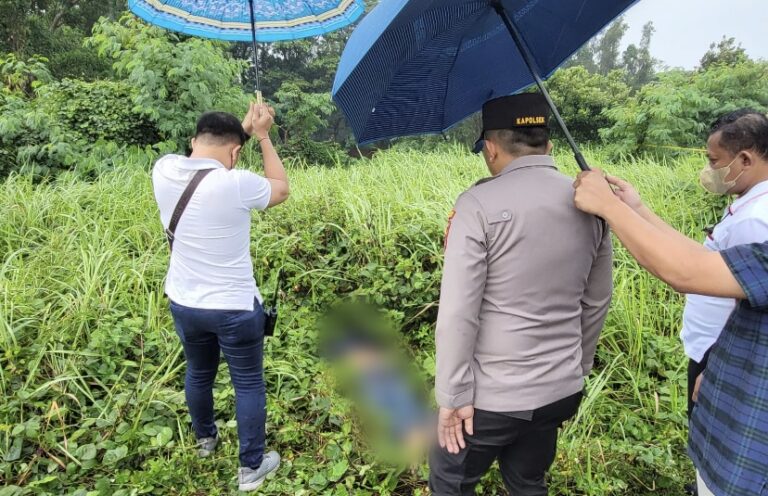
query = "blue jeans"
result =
(169, 299, 266, 468)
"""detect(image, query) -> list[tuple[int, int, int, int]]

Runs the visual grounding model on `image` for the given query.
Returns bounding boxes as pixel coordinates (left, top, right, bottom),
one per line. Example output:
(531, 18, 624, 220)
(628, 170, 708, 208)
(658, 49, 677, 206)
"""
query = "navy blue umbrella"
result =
(332, 0, 639, 170)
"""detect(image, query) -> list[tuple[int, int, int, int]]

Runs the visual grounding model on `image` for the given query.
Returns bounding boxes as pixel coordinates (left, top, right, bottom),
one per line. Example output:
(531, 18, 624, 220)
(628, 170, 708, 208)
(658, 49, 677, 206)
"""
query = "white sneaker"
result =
(197, 436, 218, 458)
(238, 451, 281, 491)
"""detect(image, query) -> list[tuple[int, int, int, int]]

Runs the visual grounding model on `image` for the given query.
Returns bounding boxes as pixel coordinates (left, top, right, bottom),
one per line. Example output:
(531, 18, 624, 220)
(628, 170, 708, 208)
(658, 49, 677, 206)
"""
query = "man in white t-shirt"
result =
(152, 103, 289, 492)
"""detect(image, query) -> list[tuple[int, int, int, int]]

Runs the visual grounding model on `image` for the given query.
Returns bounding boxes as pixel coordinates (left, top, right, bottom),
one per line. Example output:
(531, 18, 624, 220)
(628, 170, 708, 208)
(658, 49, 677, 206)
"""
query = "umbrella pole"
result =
(248, 0, 263, 105)
(491, 1, 590, 171)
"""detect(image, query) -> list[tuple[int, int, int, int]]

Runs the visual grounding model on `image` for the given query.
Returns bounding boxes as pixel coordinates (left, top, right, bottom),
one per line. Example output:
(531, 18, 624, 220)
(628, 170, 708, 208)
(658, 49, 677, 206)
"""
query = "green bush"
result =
(601, 61, 768, 156)
(0, 53, 52, 97)
(22, 20, 111, 80)
(546, 66, 632, 143)
(0, 54, 67, 176)
(0, 92, 82, 177)
(0, 12, 252, 178)
(87, 15, 249, 147)
(46, 45, 112, 81)
(272, 81, 347, 166)
(45, 79, 159, 146)
(278, 136, 349, 168)
(0, 77, 161, 178)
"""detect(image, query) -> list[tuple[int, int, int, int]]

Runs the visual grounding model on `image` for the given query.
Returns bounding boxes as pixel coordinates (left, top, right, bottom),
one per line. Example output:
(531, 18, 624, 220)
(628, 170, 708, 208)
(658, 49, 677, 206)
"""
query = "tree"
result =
(564, 41, 598, 73)
(601, 61, 768, 156)
(87, 15, 247, 146)
(564, 17, 633, 77)
(546, 66, 631, 143)
(229, 26, 359, 152)
(0, 0, 31, 53)
(272, 81, 343, 165)
(273, 82, 335, 141)
(1, 1, 114, 51)
(595, 18, 628, 75)
(0, 52, 157, 178)
(0, 1, 124, 78)
(622, 21, 656, 89)
(0, 52, 52, 97)
(699, 36, 748, 70)
(229, 0, 383, 149)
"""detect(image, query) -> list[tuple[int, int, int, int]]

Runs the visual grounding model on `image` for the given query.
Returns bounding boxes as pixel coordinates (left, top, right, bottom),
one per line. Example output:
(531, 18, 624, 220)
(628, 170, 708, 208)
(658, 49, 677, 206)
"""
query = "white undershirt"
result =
(681, 180, 768, 362)
(152, 154, 272, 311)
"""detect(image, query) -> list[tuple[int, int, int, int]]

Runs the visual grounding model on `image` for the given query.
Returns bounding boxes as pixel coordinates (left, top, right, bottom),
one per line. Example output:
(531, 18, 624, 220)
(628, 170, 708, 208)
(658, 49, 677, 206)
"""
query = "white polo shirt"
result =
(681, 180, 768, 362)
(152, 154, 272, 311)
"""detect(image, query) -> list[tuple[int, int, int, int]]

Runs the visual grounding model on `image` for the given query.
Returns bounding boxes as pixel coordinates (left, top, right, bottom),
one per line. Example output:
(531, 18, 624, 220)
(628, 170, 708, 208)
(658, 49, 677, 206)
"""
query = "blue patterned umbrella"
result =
(129, 0, 366, 99)
(128, 0, 365, 42)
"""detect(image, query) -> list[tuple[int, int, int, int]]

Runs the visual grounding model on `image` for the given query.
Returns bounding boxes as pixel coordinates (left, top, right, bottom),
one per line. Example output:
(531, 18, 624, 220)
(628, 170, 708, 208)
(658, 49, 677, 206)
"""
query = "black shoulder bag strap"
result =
(263, 268, 284, 337)
(166, 168, 214, 251)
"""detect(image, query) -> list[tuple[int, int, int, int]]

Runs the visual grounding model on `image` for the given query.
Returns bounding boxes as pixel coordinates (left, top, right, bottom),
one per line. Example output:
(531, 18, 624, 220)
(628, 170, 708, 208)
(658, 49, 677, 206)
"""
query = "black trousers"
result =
(429, 391, 583, 496)
(687, 349, 711, 419)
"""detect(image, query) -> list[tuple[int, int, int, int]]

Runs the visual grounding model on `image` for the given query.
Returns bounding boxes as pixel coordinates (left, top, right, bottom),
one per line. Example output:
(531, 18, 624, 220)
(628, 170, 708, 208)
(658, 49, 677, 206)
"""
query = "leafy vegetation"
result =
(0, 147, 723, 494)
(87, 15, 248, 145)
(1, 3, 766, 177)
(601, 61, 768, 156)
(0, 16, 247, 178)
(0, 0, 122, 78)
(546, 67, 631, 143)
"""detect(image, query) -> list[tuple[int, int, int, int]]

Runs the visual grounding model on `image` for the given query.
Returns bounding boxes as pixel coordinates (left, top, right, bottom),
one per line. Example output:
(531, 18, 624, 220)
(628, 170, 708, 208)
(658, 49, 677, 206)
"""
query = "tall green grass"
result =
(0, 146, 723, 495)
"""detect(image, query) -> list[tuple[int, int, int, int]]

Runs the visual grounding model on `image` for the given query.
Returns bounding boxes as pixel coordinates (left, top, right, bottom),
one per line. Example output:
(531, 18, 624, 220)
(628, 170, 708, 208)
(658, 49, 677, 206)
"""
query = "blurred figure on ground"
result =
(319, 300, 430, 467)
(430, 93, 613, 496)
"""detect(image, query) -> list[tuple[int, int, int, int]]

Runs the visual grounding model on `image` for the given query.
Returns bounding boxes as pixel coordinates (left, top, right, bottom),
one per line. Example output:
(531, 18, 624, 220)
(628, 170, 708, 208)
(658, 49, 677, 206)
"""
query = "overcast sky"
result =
(620, 0, 767, 69)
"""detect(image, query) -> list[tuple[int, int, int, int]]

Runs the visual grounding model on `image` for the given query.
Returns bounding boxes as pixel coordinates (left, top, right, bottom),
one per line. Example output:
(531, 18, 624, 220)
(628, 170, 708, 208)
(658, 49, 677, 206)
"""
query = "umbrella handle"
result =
(492, 1, 590, 172)
(248, 0, 261, 95)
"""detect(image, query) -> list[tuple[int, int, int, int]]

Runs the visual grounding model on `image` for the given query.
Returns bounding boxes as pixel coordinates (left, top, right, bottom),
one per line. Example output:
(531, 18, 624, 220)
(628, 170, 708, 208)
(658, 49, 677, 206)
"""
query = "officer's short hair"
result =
(486, 127, 549, 155)
(195, 111, 248, 146)
(710, 109, 768, 160)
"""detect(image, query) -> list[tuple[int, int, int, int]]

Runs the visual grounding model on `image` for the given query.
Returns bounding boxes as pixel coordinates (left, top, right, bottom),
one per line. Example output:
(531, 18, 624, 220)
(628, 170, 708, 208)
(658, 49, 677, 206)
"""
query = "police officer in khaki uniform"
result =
(429, 93, 613, 496)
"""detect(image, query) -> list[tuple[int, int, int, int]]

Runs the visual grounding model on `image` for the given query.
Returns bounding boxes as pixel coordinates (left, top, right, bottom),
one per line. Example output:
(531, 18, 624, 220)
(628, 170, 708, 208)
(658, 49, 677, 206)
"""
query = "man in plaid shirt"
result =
(687, 242, 768, 495)
(572, 112, 768, 495)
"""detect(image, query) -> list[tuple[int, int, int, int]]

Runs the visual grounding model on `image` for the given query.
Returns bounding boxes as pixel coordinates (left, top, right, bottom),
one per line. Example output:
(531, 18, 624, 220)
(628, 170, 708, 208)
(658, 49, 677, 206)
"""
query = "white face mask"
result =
(699, 155, 744, 195)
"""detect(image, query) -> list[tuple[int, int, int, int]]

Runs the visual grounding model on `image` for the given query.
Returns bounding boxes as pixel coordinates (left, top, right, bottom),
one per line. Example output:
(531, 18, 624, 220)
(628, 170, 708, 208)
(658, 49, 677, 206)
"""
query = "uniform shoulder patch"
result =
(443, 209, 456, 250)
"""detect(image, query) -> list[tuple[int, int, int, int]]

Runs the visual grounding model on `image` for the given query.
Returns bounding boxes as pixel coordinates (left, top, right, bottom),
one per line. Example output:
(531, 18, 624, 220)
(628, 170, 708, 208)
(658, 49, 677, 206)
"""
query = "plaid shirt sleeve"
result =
(721, 242, 768, 310)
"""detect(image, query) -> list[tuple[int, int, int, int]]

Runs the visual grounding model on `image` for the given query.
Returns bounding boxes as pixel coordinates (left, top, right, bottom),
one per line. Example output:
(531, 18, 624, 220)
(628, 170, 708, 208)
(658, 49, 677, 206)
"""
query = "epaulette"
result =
(473, 176, 497, 187)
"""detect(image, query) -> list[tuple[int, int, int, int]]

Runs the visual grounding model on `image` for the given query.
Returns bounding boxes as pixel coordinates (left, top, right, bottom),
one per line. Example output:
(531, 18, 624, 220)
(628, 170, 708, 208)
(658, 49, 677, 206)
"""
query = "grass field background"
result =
(0, 146, 725, 495)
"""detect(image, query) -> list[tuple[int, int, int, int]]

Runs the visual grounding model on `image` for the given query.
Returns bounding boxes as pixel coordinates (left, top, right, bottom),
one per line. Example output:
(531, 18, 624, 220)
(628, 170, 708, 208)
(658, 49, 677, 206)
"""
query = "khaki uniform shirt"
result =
(435, 155, 612, 412)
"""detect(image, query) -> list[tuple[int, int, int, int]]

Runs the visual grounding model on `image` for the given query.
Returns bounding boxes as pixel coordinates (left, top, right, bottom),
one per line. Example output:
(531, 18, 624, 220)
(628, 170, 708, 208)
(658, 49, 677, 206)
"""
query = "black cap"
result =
(472, 93, 551, 153)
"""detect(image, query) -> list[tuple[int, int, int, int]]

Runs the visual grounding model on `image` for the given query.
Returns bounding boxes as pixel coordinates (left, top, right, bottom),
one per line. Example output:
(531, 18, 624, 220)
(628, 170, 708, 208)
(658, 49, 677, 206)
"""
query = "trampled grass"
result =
(0, 146, 723, 495)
